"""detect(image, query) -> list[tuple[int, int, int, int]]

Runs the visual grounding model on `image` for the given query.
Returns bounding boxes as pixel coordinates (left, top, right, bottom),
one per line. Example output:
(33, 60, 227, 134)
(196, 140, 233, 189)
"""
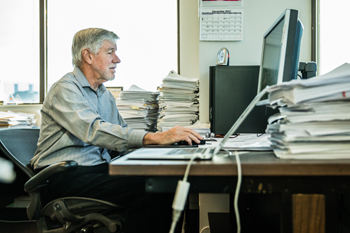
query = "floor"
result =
(0, 196, 39, 233)
(0, 221, 38, 233)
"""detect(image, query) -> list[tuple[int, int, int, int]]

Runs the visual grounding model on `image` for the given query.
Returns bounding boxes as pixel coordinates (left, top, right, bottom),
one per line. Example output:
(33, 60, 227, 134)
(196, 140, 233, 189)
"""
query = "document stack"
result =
(157, 70, 199, 131)
(116, 85, 159, 132)
(0, 111, 36, 128)
(266, 63, 350, 159)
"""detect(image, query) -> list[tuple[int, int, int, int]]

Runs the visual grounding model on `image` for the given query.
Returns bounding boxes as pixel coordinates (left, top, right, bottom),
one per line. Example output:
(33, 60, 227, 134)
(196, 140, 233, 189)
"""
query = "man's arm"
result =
(48, 80, 145, 151)
(143, 126, 203, 146)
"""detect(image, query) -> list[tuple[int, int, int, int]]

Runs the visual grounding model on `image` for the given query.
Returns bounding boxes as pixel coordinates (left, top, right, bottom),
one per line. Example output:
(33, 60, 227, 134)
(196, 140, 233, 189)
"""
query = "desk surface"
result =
(109, 151, 350, 177)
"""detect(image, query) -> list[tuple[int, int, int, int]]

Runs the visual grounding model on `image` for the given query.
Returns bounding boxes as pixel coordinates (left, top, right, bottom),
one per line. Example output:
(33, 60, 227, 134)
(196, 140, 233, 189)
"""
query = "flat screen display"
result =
(256, 9, 303, 103)
(258, 17, 285, 97)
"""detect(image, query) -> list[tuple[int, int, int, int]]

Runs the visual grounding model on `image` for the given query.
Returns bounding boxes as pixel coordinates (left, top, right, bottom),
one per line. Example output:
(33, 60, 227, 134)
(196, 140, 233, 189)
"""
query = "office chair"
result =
(0, 128, 125, 233)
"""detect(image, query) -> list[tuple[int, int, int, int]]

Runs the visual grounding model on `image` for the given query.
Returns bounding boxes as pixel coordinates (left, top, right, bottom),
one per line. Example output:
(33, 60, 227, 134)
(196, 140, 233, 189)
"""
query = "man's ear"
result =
(82, 48, 93, 65)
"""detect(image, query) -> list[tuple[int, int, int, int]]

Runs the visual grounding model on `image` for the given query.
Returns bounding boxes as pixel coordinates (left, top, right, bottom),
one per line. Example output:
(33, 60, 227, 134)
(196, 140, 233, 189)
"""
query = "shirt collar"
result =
(72, 66, 107, 95)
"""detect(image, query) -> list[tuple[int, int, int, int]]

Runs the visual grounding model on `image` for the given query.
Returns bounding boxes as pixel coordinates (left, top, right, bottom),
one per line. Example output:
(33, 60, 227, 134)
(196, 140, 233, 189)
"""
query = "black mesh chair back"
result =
(0, 128, 40, 177)
(0, 127, 125, 233)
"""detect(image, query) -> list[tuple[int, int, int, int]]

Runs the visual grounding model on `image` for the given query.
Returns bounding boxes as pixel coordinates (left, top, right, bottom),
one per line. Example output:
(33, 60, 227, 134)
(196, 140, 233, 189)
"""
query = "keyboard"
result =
(165, 147, 215, 155)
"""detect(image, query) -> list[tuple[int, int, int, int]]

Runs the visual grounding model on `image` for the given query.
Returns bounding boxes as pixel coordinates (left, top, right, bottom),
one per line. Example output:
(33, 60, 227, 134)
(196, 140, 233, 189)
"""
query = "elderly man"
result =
(31, 28, 202, 233)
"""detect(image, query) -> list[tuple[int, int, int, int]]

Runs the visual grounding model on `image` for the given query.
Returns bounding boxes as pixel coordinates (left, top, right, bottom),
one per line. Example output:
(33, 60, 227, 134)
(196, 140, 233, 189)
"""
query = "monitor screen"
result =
(257, 9, 303, 100)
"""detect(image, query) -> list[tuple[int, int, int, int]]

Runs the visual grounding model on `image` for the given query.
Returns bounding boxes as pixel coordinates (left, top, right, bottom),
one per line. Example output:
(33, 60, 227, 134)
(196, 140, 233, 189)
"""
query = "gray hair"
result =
(72, 28, 119, 67)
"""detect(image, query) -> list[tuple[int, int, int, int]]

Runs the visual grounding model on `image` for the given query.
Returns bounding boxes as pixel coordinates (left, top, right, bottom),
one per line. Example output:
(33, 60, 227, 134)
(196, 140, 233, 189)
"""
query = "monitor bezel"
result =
(257, 9, 302, 95)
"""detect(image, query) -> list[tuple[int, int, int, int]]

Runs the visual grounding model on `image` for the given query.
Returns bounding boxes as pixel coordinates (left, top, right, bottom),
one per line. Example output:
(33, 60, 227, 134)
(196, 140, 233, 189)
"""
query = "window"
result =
(47, 0, 178, 92)
(316, 0, 350, 74)
(0, 0, 40, 104)
(0, 0, 177, 104)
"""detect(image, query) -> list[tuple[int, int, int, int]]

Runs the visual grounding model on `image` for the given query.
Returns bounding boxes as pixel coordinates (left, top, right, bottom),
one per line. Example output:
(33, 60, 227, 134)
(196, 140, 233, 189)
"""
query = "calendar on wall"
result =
(200, 9, 243, 41)
(199, 0, 243, 41)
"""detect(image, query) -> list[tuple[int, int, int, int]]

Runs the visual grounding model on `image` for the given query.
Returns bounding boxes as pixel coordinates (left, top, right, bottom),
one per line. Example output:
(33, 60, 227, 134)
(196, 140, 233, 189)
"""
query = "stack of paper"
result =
(116, 85, 160, 132)
(266, 63, 350, 159)
(222, 134, 272, 151)
(0, 111, 36, 128)
(157, 70, 199, 131)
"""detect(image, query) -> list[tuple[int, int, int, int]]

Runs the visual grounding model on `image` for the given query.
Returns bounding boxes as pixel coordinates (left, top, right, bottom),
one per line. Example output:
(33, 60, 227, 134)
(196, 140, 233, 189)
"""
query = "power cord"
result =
(169, 155, 197, 233)
(200, 225, 210, 233)
(169, 150, 242, 233)
(233, 150, 242, 233)
(224, 149, 242, 233)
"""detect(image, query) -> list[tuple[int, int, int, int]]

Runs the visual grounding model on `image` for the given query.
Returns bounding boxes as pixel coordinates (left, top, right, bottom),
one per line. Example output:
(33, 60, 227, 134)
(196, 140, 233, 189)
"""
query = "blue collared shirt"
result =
(31, 67, 147, 169)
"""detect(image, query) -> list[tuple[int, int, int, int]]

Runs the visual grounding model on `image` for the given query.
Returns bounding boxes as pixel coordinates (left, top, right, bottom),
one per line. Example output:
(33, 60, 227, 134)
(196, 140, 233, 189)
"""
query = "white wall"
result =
(180, 0, 311, 123)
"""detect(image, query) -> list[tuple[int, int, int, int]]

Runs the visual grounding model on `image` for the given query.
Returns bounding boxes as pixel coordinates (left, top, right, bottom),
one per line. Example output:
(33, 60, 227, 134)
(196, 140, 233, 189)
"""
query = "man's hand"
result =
(143, 126, 203, 146)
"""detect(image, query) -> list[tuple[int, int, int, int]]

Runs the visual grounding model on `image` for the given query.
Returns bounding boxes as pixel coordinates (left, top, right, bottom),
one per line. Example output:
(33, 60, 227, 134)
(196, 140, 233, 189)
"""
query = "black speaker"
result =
(209, 65, 277, 135)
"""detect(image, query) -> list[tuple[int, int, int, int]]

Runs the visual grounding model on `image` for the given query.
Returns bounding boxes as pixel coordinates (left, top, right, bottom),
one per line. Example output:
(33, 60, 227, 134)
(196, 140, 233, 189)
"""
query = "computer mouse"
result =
(176, 140, 206, 145)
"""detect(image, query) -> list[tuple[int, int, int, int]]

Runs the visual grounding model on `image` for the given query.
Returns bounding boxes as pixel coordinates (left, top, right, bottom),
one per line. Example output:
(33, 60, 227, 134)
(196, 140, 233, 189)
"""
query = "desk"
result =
(109, 151, 350, 233)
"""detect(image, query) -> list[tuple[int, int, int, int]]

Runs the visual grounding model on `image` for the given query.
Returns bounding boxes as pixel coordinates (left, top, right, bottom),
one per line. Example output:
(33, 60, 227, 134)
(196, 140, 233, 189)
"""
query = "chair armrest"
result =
(24, 160, 78, 193)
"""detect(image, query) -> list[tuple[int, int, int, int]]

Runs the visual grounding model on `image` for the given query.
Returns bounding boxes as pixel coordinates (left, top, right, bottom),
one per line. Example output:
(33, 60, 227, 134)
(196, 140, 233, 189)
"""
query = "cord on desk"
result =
(169, 155, 197, 233)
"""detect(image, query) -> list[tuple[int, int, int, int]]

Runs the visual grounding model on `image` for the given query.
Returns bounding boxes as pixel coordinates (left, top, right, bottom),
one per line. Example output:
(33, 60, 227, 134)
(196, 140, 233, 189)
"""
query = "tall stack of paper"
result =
(116, 85, 159, 132)
(266, 63, 350, 159)
(0, 111, 36, 128)
(157, 70, 199, 131)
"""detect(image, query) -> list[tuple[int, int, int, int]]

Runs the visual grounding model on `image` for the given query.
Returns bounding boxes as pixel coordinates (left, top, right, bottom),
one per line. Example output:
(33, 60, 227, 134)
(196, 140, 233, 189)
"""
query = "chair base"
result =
(37, 197, 125, 233)
(36, 214, 125, 233)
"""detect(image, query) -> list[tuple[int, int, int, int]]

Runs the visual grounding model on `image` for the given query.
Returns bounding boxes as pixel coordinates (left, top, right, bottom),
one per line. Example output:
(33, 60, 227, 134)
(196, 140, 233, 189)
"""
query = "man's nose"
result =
(114, 54, 121, 64)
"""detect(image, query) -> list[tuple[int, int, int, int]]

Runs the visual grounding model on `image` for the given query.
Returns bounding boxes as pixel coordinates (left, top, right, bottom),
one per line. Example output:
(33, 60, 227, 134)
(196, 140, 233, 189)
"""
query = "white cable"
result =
(183, 155, 196, 182)
(169, 151, 242, 233)
(169, 155, 197, 233)
(200, 225, 210, 233)
(223, 149, 242, 233)
(234, 150, 242, 233)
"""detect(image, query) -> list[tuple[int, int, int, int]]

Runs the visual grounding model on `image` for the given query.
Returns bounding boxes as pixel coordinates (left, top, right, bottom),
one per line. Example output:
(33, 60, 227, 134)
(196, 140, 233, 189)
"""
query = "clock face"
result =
(217, 48, 228, 65)
(218, 51, 225, 63)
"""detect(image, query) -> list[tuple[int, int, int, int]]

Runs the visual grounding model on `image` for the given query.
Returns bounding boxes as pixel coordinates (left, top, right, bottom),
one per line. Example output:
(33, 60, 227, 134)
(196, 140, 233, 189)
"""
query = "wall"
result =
(179, 0, 200, 81)
(179, 0, 311, 123)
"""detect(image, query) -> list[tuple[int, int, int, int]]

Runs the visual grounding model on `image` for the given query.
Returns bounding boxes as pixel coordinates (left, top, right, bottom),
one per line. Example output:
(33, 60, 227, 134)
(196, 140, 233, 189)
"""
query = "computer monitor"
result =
(257, 9, 304, 100)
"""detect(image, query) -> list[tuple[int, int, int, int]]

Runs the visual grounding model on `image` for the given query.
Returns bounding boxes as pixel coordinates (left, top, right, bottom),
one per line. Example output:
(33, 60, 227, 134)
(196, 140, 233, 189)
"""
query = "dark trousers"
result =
(40, 163, 181, 233)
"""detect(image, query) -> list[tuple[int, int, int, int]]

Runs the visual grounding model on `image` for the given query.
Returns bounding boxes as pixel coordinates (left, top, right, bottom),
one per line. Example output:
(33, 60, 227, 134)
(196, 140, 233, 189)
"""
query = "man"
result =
(31, 28, 202, 233)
